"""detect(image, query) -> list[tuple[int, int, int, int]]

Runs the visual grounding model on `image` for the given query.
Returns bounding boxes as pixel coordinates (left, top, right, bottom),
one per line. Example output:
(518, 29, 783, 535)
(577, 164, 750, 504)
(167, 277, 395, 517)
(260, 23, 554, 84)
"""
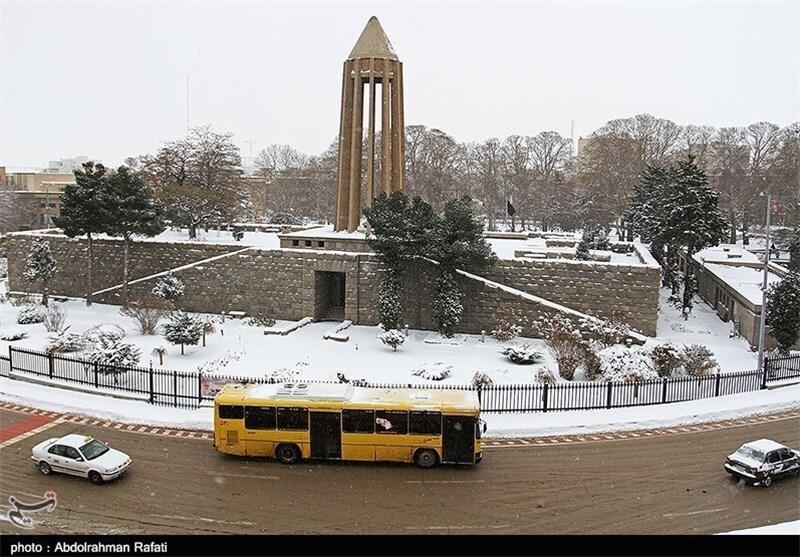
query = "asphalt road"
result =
(1, 408, 798, 534)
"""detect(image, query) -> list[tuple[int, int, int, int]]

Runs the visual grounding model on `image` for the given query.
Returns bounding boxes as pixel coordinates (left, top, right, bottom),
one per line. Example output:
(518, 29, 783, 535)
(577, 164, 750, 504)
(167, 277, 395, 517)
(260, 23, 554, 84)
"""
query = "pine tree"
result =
(788, 226, 800, 272)
(766, 271, 800, 354)
(24, 239, 57, 306)
(104, 166, 166, 306)
(432, 271, 463, 337)
(662, 156, 727, 316)
(377, 273, 402, 331)
(54, 162, 111, 306)
(163, 311, 204, 355)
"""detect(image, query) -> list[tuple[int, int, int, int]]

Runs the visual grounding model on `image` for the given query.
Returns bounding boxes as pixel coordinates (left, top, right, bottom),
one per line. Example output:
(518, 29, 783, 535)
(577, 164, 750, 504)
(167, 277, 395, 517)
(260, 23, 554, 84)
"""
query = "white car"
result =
(31, 434, 132, 484)
(724, 439, 800, 487)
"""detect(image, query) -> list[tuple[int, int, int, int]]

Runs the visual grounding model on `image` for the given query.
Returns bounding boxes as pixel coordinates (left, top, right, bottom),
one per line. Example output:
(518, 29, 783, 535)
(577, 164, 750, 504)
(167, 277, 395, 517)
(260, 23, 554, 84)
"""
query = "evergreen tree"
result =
(432, 271, 463, 337)
(152, 273, 185, 306)
(766, 271, 800, 354)
(24, 239, 57, 306)
(54, 162, 111, 306)
(376, 273, 402, 330)
(663, 156, 728, 316)
(163, 311, 204, 355)
(104, 166, 166, 306)
(429, 197, 496, 336)
(788, 226, 800, 272)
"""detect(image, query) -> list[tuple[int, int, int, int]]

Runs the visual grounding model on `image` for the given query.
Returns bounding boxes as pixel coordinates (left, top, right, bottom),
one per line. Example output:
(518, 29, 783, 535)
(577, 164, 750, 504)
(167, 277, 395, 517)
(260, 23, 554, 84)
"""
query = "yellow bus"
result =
(213, 382, 485, 467)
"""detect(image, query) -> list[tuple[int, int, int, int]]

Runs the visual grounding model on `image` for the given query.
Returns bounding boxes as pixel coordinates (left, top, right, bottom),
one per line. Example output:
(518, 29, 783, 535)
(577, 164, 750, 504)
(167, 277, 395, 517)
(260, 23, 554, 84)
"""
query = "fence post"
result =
(761, 355, 769, 390)
(94, 362, 99, 388)
(542, 383, 548, 413)
(173, 371, 178, 407)
(48, 352, 54, 379)
(8, 346, 13, 372)
(148, 362, 154, 404)
(661, 377, 668, 403)
(714, 373, 721, 397)
(198, 373, 203, 404)
(476, 385, 482, 407)
(606, 382, 613, 409)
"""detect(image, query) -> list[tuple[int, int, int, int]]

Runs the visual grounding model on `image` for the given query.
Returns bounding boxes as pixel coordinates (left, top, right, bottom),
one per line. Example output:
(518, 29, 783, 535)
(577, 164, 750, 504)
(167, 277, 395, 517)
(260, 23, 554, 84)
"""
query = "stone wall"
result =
(7, 232, 660, 337)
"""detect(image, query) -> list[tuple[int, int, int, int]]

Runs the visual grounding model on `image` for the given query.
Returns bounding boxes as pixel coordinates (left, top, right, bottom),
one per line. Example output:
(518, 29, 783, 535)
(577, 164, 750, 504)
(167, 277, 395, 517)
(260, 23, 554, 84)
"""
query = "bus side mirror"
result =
(482, 423, 487, 433)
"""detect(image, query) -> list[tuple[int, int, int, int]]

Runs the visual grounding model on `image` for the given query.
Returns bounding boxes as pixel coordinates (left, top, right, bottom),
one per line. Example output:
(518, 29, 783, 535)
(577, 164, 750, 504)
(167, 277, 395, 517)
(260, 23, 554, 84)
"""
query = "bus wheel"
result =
(276, 444, 300, 465)
(414, 449, 439, 469)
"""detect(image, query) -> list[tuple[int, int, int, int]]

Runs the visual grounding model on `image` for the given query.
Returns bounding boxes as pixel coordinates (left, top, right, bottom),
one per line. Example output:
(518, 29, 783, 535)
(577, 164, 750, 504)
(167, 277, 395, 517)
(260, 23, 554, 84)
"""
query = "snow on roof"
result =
(693, 244, 760, 265)
(704, 263, 781, 306)
(742, 439, 786, 453)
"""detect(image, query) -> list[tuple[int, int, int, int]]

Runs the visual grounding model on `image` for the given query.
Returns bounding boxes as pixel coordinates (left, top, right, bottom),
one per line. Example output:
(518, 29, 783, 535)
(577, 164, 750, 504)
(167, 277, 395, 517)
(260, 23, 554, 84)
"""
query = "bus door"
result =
(310, 411, 342, 459)
(442, 415, 475, 464)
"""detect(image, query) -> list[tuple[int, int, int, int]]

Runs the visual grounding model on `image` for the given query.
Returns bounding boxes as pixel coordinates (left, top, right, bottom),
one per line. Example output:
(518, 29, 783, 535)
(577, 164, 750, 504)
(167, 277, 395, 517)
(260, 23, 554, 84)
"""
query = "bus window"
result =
(342, 410, 375, 433)
(277, 407, 309, 430)
(245, 406, 277, 430)
(219, 405, 244, 419)
(375, 410, 408, 434)
(409, 411, 442, 435)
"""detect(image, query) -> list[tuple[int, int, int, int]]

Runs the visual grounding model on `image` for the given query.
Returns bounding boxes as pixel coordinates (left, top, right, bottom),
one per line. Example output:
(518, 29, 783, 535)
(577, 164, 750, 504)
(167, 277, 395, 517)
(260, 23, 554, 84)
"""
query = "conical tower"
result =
(335, 16, 405, 232)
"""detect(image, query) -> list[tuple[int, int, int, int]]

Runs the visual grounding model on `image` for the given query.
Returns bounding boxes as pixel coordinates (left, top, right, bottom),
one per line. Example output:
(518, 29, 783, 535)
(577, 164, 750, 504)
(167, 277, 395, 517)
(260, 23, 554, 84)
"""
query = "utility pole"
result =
(756, 190, 772, 375)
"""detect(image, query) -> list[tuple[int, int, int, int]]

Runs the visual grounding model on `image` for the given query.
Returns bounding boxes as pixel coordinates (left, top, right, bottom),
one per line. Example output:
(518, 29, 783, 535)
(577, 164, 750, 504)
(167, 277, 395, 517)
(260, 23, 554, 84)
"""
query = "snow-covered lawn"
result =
(646, 287, 759, 373)
(0, 296, 556, 385)
(0, 284, 764, 386)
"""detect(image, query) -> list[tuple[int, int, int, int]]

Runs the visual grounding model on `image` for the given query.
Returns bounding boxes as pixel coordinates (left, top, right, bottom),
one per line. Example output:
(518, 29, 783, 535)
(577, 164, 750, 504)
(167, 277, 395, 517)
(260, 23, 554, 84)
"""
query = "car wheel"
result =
(414, 449, 439, 469)
(275, 444, 300, 465)
(38, 461, 52, 475)
(761, 475, 772, 488)
(88, 471, 104, 485)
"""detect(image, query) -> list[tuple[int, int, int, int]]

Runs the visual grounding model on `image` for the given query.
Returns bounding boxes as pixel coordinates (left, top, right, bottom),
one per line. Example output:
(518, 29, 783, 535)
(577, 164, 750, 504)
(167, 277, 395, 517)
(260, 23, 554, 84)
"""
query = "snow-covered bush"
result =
(46, 328, 85, 354)
(162, 311, 204, 355)
(81, 324, 126, 347)
(578, 316, 631, 349)
(245, 312, 276, 328)
(120, 300, 168, 335)
(598, 345, 658, 382)
(17, 305, 45, 325)
(1, 331, 27, 342)
(491, 306, 524, 341)
(42, 304, 67, 333)
(412, 362, 453, 381)
(336, 372, 367, 386)
(378, 329, 405, 352)
(232, 229, 244, 241)
(471, 371, 494, 387)
(86, 335, 141, 370)
(270, 213, 302, 225)
(151, 273, 185, 303)
(649, 342, 685, 377)
(683, 344, 719, 376)
(501, 345, 543, 365)
(196, 351, 244, 375)
(533, 367, 558, 385)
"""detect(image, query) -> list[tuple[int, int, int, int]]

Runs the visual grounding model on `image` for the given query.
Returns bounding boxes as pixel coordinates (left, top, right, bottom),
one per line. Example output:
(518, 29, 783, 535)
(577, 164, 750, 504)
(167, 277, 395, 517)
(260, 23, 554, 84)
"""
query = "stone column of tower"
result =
(335, 16, 405, 232)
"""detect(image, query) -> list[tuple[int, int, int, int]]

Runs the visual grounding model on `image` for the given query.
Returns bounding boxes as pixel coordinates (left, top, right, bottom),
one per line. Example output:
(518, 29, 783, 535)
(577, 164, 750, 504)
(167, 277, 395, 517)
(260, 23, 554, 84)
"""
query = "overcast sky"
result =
(1, 0, 797, 169)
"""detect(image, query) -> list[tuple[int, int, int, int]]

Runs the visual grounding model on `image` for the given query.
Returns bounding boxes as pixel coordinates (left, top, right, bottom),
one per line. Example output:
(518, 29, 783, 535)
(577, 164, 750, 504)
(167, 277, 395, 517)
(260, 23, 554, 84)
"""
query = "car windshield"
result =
(79, 440, 110, 461)
(734, 445, 765, 462)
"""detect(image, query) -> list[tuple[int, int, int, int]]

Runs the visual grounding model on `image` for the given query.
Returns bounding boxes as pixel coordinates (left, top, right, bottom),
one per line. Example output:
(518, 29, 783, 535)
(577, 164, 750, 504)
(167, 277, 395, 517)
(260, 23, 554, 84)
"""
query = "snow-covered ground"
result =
(0, 295, 557, 384)
(1, 374, 796, 436)
(645, 287, 759, 372)
(718, 520, 800, 535)
(0, 284, 763, 385)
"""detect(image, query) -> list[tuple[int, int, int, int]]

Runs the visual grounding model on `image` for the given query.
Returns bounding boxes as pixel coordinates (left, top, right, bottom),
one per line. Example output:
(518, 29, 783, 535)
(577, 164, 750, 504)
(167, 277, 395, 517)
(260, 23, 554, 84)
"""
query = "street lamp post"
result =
(756, 191, 772, 376)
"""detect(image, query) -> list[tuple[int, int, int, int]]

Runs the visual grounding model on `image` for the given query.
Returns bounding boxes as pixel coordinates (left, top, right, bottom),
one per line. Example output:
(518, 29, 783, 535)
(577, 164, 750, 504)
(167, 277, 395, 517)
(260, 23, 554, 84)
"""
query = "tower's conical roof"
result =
(348, 16, 398, 60)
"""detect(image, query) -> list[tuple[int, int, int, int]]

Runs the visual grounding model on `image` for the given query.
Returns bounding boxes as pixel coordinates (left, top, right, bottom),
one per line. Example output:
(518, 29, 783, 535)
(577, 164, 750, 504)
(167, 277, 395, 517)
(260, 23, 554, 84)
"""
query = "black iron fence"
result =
(3, 346, 799, 412)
